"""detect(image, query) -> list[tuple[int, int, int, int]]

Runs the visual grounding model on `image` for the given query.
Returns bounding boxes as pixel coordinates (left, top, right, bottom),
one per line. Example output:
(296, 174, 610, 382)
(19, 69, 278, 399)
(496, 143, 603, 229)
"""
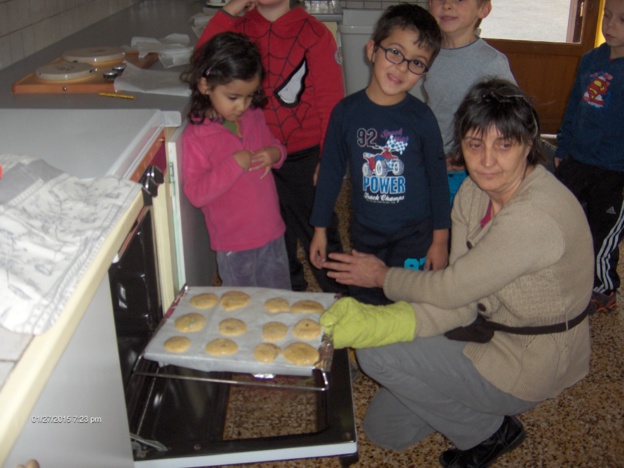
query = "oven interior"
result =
(108, 195, 358, 466)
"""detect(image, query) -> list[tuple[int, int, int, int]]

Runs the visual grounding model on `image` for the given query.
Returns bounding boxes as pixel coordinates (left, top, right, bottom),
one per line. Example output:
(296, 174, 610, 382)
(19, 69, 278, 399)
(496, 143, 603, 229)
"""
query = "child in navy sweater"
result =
(555, 0, 624, 313)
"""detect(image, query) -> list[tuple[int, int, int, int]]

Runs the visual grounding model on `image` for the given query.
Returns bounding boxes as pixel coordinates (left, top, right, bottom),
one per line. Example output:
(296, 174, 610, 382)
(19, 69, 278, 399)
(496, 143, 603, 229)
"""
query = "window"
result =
(480, 0, 583, 43)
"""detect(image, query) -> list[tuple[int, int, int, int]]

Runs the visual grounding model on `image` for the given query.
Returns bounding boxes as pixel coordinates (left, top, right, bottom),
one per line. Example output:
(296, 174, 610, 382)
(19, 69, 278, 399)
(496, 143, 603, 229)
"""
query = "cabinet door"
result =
(167, 123, 217, 289)
(6, 279, 134, 468)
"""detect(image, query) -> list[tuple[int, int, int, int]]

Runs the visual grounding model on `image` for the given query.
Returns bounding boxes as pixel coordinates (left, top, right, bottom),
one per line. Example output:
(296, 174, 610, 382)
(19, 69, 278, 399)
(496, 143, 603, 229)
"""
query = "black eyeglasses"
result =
(375, 44, 429, 75)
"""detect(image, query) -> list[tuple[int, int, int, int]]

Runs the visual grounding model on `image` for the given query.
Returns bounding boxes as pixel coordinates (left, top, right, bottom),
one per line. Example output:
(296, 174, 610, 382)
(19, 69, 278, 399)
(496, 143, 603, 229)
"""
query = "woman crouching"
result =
(320, 78, 593, 467)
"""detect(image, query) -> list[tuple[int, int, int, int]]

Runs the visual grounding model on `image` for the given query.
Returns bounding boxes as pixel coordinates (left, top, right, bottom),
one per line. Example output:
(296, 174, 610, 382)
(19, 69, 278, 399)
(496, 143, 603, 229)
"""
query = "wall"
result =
(0, 0, 430, 72)
(0, 0, 141, 71)
(343, 0, 428, 10)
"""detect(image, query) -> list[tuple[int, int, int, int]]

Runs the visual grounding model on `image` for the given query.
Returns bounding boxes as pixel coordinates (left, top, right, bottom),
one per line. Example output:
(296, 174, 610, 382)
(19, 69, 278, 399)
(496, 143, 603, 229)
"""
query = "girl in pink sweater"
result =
(181, 32, 290, 289)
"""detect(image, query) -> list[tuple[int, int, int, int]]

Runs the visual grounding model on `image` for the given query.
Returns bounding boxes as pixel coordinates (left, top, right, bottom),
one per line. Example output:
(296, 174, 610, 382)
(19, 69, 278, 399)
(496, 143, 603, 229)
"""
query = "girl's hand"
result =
(233, 150, 253, 171)
(223, 0, 256, 16)
(313, 161, 321, 186)
(249, 146, 280, 179)
(310, 228, 328, 269)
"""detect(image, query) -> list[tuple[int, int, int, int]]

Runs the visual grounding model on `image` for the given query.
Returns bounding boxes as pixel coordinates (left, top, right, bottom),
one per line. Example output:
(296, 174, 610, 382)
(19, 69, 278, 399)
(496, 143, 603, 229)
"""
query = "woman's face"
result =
(462, 125, 531, 204)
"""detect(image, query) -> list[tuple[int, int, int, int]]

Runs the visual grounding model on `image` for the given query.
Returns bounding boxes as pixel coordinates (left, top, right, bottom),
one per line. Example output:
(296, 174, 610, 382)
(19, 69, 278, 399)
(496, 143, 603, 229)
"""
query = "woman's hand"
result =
(320, 297, 416, 349)
(323, 250, 389, 288)
(249, 146, 280, 178)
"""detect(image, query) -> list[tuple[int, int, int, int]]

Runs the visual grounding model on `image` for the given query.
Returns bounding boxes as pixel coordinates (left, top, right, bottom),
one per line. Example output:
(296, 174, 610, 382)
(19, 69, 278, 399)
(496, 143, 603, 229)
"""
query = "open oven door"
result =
(166, 123, 217, 292)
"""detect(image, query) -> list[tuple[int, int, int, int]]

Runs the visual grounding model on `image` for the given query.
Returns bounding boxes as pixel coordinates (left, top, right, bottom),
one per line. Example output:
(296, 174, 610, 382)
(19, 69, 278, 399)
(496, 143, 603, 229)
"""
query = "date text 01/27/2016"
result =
(30, 415, 102, 424)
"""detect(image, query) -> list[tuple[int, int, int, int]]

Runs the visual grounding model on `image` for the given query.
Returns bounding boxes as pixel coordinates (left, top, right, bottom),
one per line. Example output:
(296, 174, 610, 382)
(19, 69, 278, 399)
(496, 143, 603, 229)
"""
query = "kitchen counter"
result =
(0, 0, 206, 124)
(0, 109, 166, 464)
(0, 0, 343, 463)
(0, 0, 343, 120)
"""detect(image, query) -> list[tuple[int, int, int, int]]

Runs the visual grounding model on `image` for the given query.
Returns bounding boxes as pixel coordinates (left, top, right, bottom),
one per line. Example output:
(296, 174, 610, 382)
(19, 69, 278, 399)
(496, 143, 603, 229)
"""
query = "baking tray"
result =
(11, 52, 159, 94)
(144, 286, 338, 377)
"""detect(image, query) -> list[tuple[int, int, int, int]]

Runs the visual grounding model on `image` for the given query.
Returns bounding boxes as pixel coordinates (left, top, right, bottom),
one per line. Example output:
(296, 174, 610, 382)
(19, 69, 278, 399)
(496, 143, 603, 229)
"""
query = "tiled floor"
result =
(224, 179, 624, 467)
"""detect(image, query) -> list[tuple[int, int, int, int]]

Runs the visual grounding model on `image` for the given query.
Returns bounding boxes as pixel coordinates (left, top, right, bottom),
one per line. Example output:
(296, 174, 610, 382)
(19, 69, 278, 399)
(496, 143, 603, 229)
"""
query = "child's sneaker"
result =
(590, 291, 617, 314)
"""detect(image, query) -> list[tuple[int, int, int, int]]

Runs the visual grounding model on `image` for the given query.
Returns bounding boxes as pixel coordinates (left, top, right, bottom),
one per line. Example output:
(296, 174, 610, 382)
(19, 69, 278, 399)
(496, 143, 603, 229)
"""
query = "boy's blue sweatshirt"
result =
(311, 90, 450, 233)
(555, 43, 624, 171)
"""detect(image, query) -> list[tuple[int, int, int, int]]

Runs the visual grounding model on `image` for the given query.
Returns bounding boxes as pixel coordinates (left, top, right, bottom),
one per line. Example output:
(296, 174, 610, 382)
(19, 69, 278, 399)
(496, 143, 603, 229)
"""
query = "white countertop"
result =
(0, 0, 343, 462)
(0, 0, 342, 118)
(0, 108, 164, 463)
(0, 107, 165, 377)
(0, 193, 143, 464)
(0, 108, 165, 178)
(0, 0, 206, 121)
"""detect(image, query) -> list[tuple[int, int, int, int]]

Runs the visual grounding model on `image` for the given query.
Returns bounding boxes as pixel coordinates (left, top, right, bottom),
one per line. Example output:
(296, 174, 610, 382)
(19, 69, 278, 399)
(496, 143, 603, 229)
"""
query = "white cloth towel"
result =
(0, 154, 141, 334)
(115, 61, 191, 97)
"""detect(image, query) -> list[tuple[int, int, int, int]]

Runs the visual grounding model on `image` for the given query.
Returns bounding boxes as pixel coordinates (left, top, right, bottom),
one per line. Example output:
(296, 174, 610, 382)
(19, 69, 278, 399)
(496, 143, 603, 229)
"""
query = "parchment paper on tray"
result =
(143, 287, 338, 377)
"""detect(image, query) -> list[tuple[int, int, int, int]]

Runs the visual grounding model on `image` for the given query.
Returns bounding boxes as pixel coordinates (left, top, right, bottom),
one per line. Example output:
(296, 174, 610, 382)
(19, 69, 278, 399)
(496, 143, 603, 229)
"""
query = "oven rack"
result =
(132, 357, 332, 392)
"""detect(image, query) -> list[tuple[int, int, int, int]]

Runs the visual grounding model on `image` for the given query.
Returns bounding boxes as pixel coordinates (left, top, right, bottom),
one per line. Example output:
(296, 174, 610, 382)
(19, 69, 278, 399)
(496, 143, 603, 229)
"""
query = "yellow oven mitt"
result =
(320, 297, 416, 349)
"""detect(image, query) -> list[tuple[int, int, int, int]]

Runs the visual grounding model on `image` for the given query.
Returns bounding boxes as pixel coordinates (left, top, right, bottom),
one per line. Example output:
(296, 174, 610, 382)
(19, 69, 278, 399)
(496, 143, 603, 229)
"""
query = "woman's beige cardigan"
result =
(383, 165, 593, 402)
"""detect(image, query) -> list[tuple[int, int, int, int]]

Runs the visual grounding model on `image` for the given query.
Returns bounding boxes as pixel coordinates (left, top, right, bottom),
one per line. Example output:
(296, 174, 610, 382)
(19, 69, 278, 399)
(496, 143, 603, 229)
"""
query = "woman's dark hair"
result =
(181, 32, 267, 124)
(450, 78, 546, 166)
(372, 3, 442, 64)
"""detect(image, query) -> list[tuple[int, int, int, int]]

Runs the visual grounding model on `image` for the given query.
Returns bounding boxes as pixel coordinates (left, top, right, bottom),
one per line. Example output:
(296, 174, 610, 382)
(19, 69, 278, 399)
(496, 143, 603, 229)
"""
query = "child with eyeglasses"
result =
(310, 3, 450, 305)
(411, 0, 516, 205)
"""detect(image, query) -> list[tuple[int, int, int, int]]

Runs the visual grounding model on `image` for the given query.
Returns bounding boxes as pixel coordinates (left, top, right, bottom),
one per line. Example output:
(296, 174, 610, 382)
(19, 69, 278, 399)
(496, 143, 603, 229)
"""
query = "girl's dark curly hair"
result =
(181, 32, 267, 124)
(450, 78, 546, 167)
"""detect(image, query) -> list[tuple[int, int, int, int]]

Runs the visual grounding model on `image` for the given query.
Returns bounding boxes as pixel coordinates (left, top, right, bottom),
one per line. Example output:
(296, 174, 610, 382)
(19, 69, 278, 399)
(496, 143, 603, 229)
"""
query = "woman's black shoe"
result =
(439, 415, 525, 468)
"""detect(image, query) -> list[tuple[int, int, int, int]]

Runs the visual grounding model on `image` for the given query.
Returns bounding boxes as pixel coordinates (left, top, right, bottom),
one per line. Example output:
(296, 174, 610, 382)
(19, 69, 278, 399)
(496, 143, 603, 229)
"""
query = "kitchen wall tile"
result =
(0, 3, 7, 36)
(28, 0, 47, 24)
(5, 1, 22, 34)
(20, 25, 36, 59)
(0, 0, 141, 71)
(344, 1, 365, 8)
(47, 0, 64, 17)
(349, 0, 431, 10)
(360, 1, 382, 8)
(0, 34, 11, 70)
(7, 29, 23, 64)
(2, 0, 425, 72)
(32, 16, 56, 54)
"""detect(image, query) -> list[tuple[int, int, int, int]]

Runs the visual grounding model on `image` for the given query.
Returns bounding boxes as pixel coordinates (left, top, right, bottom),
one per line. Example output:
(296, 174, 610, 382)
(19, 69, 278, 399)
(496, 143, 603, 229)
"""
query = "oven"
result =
(108, 166, 358, 467)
